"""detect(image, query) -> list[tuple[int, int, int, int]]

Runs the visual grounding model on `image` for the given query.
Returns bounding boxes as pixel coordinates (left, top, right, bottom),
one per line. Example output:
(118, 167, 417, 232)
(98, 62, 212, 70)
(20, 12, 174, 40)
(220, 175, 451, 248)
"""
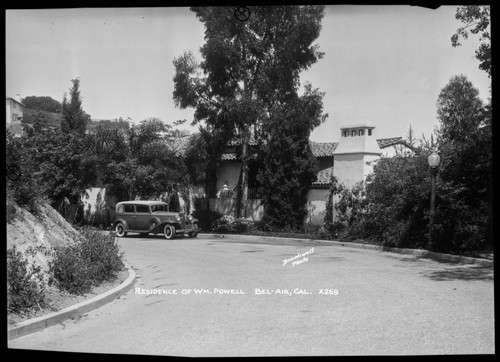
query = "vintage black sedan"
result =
(113, 201, 199, 239)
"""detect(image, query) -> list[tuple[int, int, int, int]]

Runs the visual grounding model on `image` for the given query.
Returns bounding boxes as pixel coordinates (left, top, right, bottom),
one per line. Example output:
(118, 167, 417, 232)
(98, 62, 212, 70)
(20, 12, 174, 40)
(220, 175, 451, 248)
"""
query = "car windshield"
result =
(151, 204, 169, 212)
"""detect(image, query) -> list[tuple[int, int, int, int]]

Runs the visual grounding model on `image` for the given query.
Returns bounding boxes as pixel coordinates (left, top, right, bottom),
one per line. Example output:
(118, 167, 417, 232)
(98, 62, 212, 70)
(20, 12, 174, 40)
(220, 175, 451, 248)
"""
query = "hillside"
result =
(7, 202, 81, 273)
(7, 201, 129, 326)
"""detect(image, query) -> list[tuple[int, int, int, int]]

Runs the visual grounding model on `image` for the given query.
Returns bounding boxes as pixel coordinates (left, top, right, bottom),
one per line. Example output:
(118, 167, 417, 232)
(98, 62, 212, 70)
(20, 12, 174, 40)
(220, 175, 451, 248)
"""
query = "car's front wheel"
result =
(164, 224, 176, 240)
(115, 222, 127, 237)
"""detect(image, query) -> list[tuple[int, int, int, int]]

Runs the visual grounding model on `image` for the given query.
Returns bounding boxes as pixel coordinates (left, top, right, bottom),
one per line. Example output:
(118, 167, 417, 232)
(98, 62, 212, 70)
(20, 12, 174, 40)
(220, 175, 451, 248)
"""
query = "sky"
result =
(5, 6, 491, 143)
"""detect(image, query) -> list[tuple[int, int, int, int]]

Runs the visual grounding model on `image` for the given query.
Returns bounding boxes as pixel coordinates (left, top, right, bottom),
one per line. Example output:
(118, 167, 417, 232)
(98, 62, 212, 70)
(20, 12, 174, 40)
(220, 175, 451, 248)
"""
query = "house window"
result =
(368, 129, 372, 136)
(358, 129, 364, 136)
(344, 131, 349, 137)
(351, 130, 356, 136)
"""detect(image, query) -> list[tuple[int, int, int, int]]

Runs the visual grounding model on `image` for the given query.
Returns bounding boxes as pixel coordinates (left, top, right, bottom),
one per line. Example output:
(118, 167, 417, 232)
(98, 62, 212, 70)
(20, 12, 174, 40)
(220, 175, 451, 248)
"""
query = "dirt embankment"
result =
(7, 202, 129, 326)
(7, 202, 81, 273)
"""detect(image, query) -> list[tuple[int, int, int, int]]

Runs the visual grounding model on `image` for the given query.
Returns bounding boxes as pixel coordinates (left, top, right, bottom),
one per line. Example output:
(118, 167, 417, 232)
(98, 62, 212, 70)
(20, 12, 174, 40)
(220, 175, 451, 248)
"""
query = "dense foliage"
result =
(21, 95, 62, 113)
(452, 5, 491, 77)
(433, 75, 492, 251)
(6, 129, 46, 214)
(257, 84, 327, 229)
(325, 75, 491, 254)
(7, 246, 48, 314)
(173, 6, 326, 218)
(49, 227, 125, 295)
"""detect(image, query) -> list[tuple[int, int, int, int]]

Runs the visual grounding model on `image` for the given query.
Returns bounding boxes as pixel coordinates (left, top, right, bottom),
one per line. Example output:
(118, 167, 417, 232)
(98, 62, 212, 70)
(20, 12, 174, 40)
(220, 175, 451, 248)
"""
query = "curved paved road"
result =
(9, 235, 494, 356)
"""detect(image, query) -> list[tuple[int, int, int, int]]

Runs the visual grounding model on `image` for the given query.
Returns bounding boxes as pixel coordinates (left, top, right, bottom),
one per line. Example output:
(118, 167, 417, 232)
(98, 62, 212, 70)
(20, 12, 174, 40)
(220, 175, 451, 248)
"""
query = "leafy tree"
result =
(60, 78, 91, 134)
(173, 6, 325, 218)
(21, 95, 61, 113)
(361, 155, 431, 248)
(99, 119, 185, 202)
(6, 130, 46, 214)
(434, 74, 492, 250)
(257, 84, 327, 229)
(436, 75, 489, 203)
(23, 126, 96, 209)
(20, 110, 52, 138)
(451, 5, 491, 77)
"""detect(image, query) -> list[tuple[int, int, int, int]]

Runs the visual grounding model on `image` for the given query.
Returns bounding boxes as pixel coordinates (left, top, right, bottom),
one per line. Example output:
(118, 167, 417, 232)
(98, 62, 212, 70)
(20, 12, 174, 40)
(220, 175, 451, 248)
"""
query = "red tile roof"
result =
(310, 142, 338, 157)
(312, 166, 334, 186)
(376, 137, 415, 150)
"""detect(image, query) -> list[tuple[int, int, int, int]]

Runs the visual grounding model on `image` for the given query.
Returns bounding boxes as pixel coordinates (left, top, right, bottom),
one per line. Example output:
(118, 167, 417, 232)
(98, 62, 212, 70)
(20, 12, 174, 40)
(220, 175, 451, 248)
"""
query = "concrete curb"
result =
(8, 266, 136, 341)
(200, 233, 493, 267)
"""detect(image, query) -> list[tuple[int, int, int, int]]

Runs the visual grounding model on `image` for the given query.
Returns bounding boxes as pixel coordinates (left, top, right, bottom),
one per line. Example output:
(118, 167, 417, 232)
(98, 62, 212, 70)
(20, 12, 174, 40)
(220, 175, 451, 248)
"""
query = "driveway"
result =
(8, 235, 495, 356)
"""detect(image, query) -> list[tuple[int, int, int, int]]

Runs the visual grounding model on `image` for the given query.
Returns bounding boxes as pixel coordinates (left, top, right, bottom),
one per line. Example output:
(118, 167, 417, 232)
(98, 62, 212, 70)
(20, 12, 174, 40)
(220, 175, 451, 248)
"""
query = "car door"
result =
(134, 204, 151, 230)
(123, 204, 136, 229)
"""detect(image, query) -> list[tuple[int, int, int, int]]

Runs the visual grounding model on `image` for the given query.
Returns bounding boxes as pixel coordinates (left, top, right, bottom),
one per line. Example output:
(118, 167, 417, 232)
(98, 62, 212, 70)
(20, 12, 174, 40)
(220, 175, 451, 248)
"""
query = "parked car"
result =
(113, 201, 199, 239)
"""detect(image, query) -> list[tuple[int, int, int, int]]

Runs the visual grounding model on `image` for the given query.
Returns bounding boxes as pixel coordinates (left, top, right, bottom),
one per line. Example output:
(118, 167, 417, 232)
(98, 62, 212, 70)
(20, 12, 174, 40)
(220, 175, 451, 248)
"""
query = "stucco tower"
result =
(332, 120, 382, 188)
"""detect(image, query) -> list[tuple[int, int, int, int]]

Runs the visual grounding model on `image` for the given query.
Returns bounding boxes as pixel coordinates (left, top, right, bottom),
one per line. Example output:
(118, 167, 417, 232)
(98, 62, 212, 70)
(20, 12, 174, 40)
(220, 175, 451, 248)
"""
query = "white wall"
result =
(305, 188, 330, 225)
(363, 154, 380, 180)
(333, 153, 366, 188)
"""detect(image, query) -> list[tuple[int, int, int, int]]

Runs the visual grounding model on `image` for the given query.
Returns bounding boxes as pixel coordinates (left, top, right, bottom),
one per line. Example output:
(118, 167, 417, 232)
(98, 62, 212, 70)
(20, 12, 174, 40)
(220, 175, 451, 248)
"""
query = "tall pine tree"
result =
(60, 78, 90, 134)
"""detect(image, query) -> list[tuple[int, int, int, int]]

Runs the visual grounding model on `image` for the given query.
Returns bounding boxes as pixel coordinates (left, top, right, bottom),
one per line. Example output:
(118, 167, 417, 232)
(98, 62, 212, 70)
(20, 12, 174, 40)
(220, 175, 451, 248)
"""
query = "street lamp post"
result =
(427, 152, 441, 249)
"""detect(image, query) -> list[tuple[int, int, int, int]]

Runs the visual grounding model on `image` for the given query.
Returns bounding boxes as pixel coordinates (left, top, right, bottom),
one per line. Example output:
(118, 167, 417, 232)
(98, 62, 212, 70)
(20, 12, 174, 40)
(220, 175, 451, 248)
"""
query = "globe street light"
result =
(427, 152, 441, 249)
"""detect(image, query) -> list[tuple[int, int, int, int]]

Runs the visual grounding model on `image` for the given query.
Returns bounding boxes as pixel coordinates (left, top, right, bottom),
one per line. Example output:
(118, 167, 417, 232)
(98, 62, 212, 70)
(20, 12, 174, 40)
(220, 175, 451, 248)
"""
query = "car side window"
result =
(136, 205, 150, 213)
(152, 205, 168, 212)
(117, 205, 124, 214)
(124, 205, 135, 213)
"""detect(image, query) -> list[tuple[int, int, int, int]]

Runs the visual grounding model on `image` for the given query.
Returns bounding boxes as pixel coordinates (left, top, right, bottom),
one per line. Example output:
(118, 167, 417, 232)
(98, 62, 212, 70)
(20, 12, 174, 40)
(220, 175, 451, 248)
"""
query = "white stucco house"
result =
(216, 120, 416, 224)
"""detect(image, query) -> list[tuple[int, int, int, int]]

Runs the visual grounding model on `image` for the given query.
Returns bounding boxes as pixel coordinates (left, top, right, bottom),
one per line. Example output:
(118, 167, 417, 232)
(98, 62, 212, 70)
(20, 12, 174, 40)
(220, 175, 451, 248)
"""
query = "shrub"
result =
(78, 227, 125, 283)
(192, 209, 222, 231)
(49, 245, 93, 294)
(49, 227, 125, 294)
(7, 245, 47, 314)
(211, 215, 255, 233)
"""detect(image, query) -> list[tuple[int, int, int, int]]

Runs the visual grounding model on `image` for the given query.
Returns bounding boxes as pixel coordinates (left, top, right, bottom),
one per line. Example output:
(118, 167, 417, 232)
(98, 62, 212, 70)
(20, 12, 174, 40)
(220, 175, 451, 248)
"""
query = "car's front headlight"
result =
(188, 215, 193, 222)
(176, 215, 181, 222)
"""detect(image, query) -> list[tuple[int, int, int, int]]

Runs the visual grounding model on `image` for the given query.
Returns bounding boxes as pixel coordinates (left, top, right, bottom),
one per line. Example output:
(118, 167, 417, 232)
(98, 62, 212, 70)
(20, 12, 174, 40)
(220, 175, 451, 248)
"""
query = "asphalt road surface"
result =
(9, 235, 494, 356)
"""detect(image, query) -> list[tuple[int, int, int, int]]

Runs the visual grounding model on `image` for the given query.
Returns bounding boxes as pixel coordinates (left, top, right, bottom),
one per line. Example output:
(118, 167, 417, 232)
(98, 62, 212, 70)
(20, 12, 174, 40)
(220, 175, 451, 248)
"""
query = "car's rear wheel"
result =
(164, 224, 176, 240)
(115, 223, 127, 237)
(188, 223, 198, 238)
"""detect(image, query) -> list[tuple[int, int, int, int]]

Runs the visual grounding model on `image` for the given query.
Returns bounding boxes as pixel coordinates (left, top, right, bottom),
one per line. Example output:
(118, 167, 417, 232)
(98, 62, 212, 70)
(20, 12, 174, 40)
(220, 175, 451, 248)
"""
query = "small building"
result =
(6, 96, 25, 124)
(6, 97, 25, 137)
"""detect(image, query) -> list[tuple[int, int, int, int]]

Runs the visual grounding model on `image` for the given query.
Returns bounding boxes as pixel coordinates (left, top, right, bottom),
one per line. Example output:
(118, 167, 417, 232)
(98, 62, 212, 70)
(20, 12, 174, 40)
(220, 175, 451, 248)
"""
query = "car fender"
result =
(113, 218, 130, 231)
(148, 217, 163, 232)
(157, 221, 181, 229)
